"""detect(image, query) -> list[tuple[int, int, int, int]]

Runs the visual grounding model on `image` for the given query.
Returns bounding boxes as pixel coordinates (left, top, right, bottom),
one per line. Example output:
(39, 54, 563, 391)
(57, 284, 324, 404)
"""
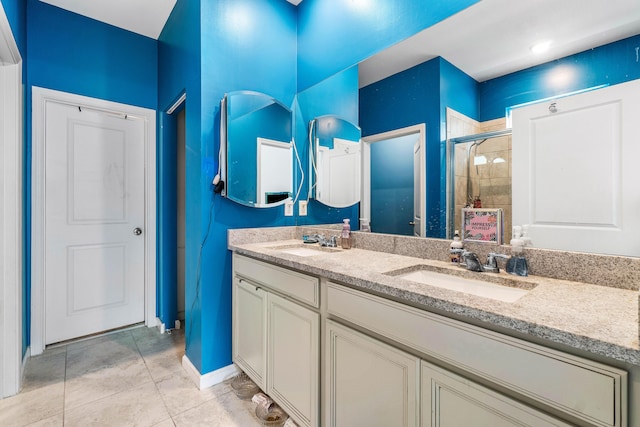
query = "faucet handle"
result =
(486, 252, 509, 272)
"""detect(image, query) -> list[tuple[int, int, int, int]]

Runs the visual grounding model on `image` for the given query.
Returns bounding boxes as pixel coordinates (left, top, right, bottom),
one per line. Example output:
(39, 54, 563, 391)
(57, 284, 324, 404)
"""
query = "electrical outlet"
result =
(284, 201, 294, 216)
(299, 201, 308, 216)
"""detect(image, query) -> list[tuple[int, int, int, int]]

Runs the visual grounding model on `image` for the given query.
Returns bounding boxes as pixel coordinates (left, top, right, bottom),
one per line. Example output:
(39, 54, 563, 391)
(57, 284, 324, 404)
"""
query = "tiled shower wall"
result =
(447, 109, 512, 242)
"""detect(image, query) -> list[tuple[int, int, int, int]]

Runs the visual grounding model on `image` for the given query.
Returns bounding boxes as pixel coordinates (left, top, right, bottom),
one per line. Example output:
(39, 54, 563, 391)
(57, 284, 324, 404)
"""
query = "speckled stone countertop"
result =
(228, 227, 640, 366)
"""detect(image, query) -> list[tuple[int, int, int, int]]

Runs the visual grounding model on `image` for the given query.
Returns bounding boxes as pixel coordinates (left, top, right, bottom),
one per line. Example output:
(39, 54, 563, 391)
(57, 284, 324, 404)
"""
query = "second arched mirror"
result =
(309, 115, 361, 207)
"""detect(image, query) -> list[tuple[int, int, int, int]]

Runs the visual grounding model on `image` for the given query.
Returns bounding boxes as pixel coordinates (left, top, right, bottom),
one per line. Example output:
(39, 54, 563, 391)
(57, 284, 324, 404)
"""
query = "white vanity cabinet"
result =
(232, 277, 267, 389)
(326, 282, 628, 427)
(421, 361, 571, 426)
(232, 253, 320, 427)
(325, 319, 420, 427)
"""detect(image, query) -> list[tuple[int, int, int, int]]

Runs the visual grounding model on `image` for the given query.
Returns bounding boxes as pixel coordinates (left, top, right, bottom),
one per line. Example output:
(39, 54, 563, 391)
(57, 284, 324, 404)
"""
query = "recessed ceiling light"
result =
(531, 41, 552, 54)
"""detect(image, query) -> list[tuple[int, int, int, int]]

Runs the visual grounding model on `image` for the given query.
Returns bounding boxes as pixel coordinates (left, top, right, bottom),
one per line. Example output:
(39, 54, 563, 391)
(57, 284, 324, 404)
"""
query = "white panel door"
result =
(512, 79, 640, 256)
(44, 101, 145, 344)
(317, 138, 361, 207)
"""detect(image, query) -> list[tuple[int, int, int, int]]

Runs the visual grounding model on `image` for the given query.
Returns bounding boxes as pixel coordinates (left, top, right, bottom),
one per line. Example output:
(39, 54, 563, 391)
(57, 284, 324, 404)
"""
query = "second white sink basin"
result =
(385, 266, 535, 303)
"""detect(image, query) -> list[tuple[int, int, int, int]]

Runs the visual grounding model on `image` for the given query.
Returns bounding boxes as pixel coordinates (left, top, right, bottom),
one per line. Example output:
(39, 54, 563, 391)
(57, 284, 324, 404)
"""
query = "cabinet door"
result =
(325, 320, 420, 427)
(421, 361, 571, 427)
(232, 277, 267, 390)
(267, 293, 319, 427)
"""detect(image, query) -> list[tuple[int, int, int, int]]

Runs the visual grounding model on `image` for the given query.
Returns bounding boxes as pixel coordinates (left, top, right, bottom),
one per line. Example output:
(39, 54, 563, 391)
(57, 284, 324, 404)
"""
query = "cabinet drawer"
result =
(234, 253, 319, 308)
(327, 283, 627, 427)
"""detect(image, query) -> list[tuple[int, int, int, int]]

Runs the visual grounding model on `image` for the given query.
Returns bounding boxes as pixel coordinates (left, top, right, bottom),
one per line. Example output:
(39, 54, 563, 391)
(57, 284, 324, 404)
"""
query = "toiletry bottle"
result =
(506, 230, 528, 276)
(341, 219, 351, 249)
(450, 230, 464, 263)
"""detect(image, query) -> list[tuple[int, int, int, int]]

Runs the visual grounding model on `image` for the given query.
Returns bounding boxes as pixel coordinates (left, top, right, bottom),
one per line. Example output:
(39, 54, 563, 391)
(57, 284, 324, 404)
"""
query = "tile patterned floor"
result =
(0, 327, 263, 426)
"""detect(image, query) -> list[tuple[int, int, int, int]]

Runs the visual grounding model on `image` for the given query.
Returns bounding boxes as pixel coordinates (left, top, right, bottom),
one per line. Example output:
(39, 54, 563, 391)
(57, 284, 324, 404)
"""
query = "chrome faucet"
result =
(484, 252, 510, 273)
(311, 234, 338, 247)
(460, 251, 509, 273)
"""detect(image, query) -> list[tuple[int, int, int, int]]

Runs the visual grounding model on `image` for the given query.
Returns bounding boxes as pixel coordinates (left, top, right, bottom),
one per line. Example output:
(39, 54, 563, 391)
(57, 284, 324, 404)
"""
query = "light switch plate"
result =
(299, 201, 308, 216)
(284, 201, 294, 216)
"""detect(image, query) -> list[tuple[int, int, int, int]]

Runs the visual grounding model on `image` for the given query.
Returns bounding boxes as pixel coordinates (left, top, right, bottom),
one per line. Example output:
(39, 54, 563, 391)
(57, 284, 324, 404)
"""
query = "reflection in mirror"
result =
(223, 91, 293, 207)
(309, 115, 361, 208)
(447, 110, 512, 241)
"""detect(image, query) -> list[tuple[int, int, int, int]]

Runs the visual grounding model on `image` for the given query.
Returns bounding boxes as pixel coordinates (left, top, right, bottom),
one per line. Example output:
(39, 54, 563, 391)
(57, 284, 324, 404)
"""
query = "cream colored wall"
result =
(447, 111, 512, 242)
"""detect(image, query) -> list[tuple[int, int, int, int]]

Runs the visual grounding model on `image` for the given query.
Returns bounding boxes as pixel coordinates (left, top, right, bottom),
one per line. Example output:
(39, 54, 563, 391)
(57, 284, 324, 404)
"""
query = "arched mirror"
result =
(221, 91, 294, 207)
(309, 115, 361, 207)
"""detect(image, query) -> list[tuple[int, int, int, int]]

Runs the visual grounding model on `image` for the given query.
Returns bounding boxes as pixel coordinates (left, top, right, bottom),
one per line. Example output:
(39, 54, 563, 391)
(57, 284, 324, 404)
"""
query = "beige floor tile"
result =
(22, 349, 66, 392)
(65, 333, 138, 379)
(142, 346, 185, 382)
(25, 413, 64, 426)
(150, 419, 176, 427)
(134, 328, 184, 356)
(0, 382, 64, 426)
(64, 354, 153, 410)
(64, 382, 170, 427)
(154, 369, 222, 416)
(172, 389, 261, 427)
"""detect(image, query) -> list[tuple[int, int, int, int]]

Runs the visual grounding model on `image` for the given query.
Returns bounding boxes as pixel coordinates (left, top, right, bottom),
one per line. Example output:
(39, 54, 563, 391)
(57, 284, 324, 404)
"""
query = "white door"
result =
(512, 79, 640, 256)
(44, 101, 146, 344)
(317, 138, 361, 207)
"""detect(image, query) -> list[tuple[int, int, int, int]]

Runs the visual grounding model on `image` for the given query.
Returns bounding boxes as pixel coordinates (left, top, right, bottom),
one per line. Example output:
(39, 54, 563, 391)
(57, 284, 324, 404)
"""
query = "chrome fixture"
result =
(310, 234, 338, 248)
(460, 251, 509, 273)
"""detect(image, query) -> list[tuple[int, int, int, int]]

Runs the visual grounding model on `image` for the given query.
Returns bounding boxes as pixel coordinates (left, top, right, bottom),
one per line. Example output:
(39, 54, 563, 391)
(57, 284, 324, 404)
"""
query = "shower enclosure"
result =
(447, 118, 512, 242)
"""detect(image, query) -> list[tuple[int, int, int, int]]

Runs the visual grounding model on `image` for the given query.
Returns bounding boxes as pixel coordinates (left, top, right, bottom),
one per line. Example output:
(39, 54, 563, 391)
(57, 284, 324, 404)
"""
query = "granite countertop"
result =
(229, 237, 640, 367)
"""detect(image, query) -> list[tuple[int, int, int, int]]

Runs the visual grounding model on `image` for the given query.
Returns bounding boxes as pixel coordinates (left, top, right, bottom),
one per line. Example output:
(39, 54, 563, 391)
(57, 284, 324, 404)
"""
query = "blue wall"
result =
(25, 0, 158, 354)
(480, 34, 640, 121)
(158, 0, 299, 374)
(360, 58, 442, 236)
(296, 0, 480, 91)
(295, 66, 360, 226)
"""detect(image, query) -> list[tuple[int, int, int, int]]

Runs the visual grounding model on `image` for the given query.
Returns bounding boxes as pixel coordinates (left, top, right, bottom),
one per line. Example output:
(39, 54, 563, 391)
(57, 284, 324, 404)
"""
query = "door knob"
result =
(409, 221, 416, 226)
(133, 227, 143, 236)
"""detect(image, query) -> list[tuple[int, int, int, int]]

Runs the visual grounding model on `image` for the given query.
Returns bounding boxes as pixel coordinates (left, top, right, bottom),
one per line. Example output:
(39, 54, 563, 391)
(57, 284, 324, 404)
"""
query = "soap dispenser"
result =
(449, 230, 464, 263)
(341, 219, 351, 249)
(506, 226, 528, 276)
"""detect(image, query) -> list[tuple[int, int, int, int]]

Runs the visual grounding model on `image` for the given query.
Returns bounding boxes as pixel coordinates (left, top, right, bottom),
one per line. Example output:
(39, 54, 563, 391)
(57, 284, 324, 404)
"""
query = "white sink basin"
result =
(385, 266, 535, 303)
(268, 243, 341, 257)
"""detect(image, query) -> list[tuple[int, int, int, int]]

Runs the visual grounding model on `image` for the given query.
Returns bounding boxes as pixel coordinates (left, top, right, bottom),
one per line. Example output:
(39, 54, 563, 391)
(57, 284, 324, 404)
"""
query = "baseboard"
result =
(182, 355, 240, 390)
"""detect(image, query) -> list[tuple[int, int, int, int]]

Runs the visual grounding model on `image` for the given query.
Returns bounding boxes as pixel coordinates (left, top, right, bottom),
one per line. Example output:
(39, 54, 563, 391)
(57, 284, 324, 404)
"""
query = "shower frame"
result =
(446, 128, 512, 239)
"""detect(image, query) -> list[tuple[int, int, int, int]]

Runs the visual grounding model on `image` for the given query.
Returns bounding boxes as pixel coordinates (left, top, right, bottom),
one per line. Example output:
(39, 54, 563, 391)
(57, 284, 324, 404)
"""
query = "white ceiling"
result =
(39, 0, 177, 39)
(39, 0, 639, 85)
(359, 0, 640, 87)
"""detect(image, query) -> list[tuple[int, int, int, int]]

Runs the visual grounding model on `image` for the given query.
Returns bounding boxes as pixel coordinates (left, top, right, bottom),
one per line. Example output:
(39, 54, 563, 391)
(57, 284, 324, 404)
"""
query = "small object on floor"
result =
(255, 402, 287, 427)
(251, 392, 273, 410)
(230, 372, 260, 400)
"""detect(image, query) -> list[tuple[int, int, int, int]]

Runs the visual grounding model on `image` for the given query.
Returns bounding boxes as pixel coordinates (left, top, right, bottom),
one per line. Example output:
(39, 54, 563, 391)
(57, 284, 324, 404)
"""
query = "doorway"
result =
(0, 6, 23, 396)
(362, 124, 426, 237)
(158, 93, 186, 331)
(176, 108, 186, 324)
(31, 87, 157, 355)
